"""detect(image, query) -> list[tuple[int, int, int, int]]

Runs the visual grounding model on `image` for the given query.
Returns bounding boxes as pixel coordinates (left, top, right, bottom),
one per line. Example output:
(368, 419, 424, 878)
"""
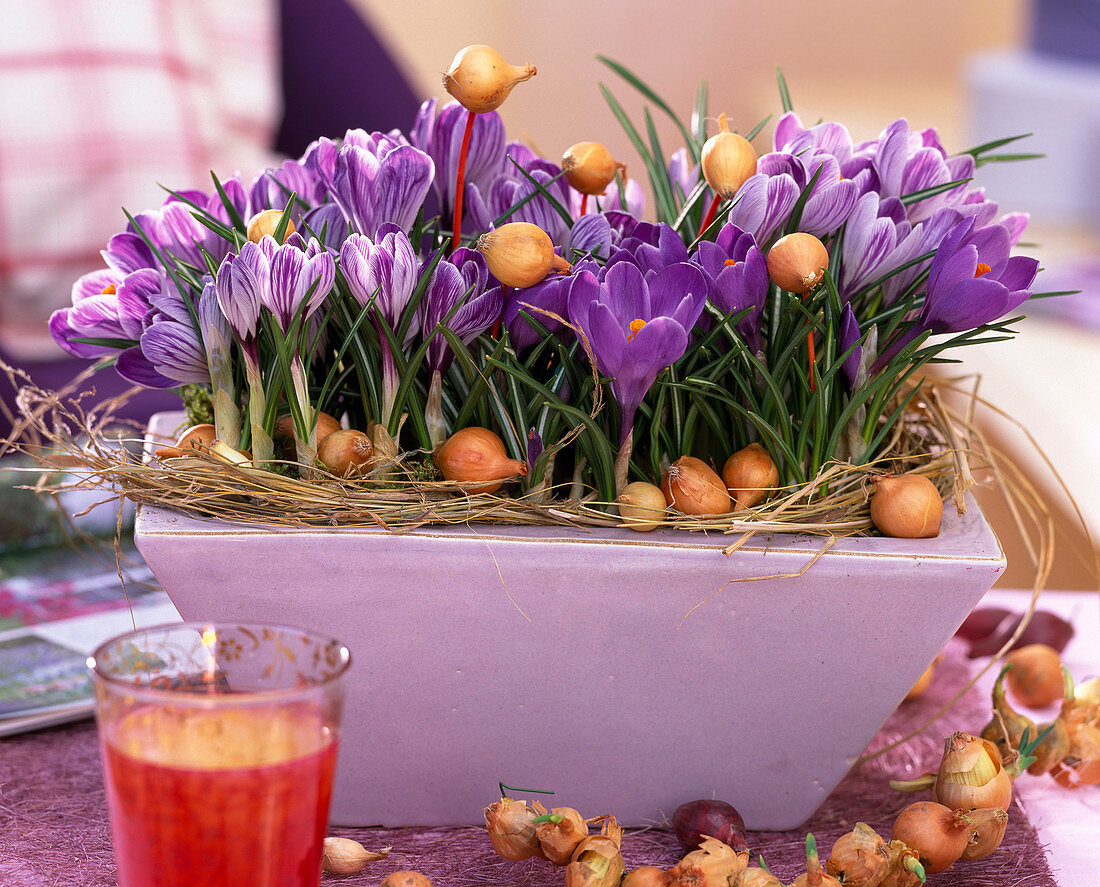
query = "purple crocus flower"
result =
(875, 217, 1039, 369)
(487, 157, 575, 244)
(330, 140, 434, 239)
(839, 303, 863, 389)
(691, 223, 769, 353)
(263, 236, 336, 331)
(725, 173, 800, 246)
(754, 150, 860, 238)
(567, 261, 708, 444)
(49, 267, 162, 360)
(420, 249, 503, 374)
(872, 119, 975, 224)
(412, 99, 506, 217)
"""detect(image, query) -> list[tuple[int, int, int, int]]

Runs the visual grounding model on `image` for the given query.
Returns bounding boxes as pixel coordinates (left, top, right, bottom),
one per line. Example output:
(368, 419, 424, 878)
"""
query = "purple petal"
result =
(49, 308, 121, 358)
(72, 269, 122, 303)
(647, 263, 707, 330)
(115, 345, 178, 388)
(376, 145, 435, 234)
(140, 321, 210, 385)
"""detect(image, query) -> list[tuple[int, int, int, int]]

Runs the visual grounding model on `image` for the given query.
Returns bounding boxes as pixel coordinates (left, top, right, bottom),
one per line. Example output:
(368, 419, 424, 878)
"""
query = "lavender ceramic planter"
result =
(136, 413, 1004, 830)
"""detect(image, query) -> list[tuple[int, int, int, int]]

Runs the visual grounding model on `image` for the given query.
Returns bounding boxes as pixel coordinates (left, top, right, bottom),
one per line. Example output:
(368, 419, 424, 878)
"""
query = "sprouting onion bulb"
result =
(766, 233, 829, 294)
(477, 222, 571, 288)
(889, 801, 970, 874)
(869, 474, 943, 538)
(434, 426, 527, 494)
(562, 142, 625, 195)
(443, 44, 536, 113)
(484, 797, 546, 861)
(700, 114, 757, 199)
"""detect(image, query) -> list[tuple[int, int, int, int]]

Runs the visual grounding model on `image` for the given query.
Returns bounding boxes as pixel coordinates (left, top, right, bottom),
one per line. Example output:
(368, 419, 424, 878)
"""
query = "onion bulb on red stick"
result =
(661, 457, 731, 516)
(869, 474, 943, 538)
(442, 45, 536, 252)
(889, 802, 970, 874)
(246, 209, 294, 244)
(959, 807, 1008, 861)
(477, 222, 571, 288)
(672, 799, 746, 852)
(766, 232, 829, 391)
(434, 427, 527, 493)
(697, 114, 756, 238)
(484, 796, 546, 861)
(563, 141, 625, 216)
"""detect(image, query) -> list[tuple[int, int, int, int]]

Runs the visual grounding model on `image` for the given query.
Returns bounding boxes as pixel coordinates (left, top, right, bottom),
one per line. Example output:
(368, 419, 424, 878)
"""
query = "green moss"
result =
(181, 385, 214, 426)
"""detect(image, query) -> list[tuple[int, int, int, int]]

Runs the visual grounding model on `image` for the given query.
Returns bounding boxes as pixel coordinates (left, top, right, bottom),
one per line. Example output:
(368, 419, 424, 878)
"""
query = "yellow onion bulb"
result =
(721, 443, 778, 510)
(825, 822, 891, 886)
(661, 456, 731, 516)
(246, 209, 295, 244)
(484, 797, 545, 861)
(616, 481, 667, 532)
(889, 802, 970, 874)
(869, 474, 943, 539)
(1005, 644, 1064, 708)
(700, 114, 757, 199)
(434, 426, 527, 493)
(535, 807, 588, 866)
(622, 866, 672, 887)
(443, 44, 536, 113)
(477, 222, 571, 288)
(959, 807, 1008, 861)
(562, 141, 625, 195)
(766, 232, 829, 294)
(318, 429, 373, 477)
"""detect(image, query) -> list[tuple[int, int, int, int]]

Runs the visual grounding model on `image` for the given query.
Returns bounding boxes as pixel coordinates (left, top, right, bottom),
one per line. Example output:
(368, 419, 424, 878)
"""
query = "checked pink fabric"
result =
(0, 0, 280, 348)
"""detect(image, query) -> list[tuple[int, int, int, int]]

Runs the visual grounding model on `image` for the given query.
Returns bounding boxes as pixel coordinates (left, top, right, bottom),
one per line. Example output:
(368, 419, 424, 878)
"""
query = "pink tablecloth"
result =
(2, 605, 1075, 887)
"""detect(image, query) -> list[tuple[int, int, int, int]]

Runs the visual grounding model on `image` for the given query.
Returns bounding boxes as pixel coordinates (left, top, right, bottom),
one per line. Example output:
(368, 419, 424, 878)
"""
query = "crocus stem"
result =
(580, 194, 588, 216)
(206, 327, 241, 449)
(380, 340, 399, 427)
(243, 348, 273, 466)
(289, 355, 317, 471)
(613, 427, 633, 495)
(451, 109, 478, 253)
(492, 284, 508, 338)
(425, 369, 445, 448)
(806, 330, 816, 392)
(697, 192, 723, 240)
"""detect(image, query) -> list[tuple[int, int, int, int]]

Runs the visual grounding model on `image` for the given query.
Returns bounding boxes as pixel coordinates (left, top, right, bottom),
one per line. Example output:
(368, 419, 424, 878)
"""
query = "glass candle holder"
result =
(89, 622, 351, 887)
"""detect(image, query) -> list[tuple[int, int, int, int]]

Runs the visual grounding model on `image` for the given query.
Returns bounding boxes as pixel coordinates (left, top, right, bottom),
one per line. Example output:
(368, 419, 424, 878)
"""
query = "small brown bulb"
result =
(246, 209, 295, 244)
(562, 142, 625, 195)
(661, 456, 731, 516)
(443, 44, 536, 113)
(700, 114, 757, 199)
(477, 222, 571, 288)
(155, 423, 216, 459)
(616, 481, 667, 532)
(766, 232, 830, 294)
(434, 426, 527, 493)
(318, 429, 374, 477)
(869, 474, 943, 538)
(722, 443, 779, 510)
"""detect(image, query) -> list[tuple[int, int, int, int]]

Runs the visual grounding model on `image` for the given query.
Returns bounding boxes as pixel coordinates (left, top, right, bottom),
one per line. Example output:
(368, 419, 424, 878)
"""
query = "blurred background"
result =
(0, 0, 1096, 588)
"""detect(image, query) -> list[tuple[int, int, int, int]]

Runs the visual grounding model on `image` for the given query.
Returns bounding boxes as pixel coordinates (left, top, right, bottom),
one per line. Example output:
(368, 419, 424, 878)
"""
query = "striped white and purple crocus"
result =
(340, 226, 420, 425)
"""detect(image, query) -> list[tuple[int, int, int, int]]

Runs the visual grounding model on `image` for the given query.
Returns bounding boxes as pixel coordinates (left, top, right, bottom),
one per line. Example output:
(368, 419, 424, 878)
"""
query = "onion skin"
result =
(484, 797, 546, 861)
(869, 474, 942, 538)
(536, 807, 589, 866)
(623, 867, 671, 887)
(671, 799, 746, 852)
(154, 423, 216, 459)
(246, 209, 294, 244)
(889, 801, 970, 874)
(434, 427, 527, 494)
(661, 457, 731, 516)
(959, 807, 1008, 861)
(700, 114, 757, 199)
(826, 822, 891, 886)
(933, 732, 1013, 812)
(1005, 644, 1064, 708)
(318, 429, 373, 477)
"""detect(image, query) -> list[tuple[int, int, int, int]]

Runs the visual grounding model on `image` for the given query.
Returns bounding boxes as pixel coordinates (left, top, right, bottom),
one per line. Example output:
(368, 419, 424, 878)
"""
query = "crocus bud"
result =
(562, 142, 625, 195)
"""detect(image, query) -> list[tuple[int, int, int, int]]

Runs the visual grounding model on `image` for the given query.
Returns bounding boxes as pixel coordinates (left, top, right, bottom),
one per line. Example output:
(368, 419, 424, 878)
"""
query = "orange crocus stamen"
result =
(101, 284, 117, 295)
(627, 318, 646, 342)
(974, 262, 992, 278)
(723, 259, 740, 267)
